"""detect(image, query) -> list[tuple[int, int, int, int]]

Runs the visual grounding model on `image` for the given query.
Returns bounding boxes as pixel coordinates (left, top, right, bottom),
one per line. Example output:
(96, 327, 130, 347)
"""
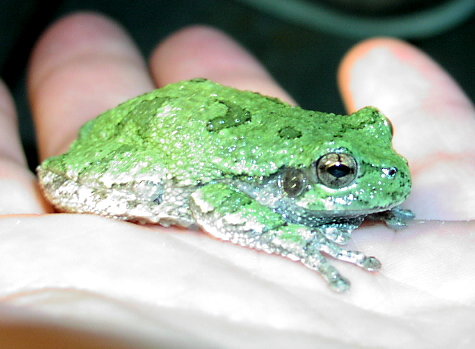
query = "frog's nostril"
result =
(382, 167, 398, 179)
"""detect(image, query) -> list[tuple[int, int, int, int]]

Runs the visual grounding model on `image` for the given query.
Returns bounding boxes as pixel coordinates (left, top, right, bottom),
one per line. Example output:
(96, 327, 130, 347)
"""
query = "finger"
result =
(338, 38, 474, 160)
(0, 306, 139, 349)
(338, 38, 475, 220)
(0, 79, 45, 214)
(0, 80, 24, 165)
(150, 25, 295, 104)
(29, 12, 154, 159)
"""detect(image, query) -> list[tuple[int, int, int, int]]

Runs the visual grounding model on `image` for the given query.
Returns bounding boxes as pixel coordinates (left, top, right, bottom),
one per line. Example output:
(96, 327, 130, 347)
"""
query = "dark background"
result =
(0, 0, 473, 169)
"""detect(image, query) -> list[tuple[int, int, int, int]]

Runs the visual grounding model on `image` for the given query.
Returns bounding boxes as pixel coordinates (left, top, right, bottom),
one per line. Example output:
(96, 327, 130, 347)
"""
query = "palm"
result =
(0, 14, 473, 348)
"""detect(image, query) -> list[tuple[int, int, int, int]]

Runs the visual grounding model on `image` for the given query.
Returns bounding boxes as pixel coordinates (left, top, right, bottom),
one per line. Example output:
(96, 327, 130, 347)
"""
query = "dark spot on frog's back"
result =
(206, 100, 251, 132)
(119, 97, 169, 132)
(188, 77, 208, 83)
(132, 97, 168, 117)
(278, 126, 302, 139)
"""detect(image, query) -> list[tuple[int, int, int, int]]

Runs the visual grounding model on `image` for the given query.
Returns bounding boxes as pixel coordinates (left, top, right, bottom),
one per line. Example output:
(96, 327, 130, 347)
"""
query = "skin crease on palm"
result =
(0, 12, 474, 349)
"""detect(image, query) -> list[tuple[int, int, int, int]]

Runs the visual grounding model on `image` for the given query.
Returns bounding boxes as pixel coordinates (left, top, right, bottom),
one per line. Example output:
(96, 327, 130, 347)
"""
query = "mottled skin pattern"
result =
(38, 79, 413, 292)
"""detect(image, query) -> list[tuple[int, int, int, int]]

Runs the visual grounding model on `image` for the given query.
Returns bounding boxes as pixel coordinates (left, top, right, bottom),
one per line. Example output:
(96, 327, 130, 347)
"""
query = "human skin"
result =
(0, 12, 474, 348)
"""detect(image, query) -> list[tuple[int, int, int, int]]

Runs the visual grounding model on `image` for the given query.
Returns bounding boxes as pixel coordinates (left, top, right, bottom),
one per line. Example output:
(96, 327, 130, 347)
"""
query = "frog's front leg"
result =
(368, 206, 415, 229)
(317, 218, 363, 245)
(190, 183, 380, 292)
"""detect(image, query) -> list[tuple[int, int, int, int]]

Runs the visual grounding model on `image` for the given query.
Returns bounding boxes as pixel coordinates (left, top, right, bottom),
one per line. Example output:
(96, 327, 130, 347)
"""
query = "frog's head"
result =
(269, 107, 412, 219)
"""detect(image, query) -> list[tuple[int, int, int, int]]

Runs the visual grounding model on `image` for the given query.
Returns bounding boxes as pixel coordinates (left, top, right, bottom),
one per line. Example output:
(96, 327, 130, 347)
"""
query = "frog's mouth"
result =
(231, 172, 410, 227)
(273, 199, 403, 227)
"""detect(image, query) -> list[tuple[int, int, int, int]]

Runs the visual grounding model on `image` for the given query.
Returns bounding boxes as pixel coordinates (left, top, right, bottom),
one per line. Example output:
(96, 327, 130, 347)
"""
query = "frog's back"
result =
(40, 79, 395, 187)
(41, 79, 331, 184)
(37, 79, 398, 224)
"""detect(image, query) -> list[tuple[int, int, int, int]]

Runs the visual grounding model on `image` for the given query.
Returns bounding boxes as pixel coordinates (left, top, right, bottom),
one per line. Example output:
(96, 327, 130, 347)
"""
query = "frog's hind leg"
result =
(190, 183, 355, 292)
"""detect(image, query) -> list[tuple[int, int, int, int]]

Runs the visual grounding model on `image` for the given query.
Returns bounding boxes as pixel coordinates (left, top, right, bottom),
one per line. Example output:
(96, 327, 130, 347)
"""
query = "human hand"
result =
(1, 12, 474, 348)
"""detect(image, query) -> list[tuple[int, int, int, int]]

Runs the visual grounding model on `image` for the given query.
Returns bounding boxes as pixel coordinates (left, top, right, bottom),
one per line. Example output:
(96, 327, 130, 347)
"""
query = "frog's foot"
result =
(190, 183, 377, 292)
(298, 251, 351, 292)
(369, 206, 415, 229)
(309, 234, 381, 271)
(191, 202, 350, 291)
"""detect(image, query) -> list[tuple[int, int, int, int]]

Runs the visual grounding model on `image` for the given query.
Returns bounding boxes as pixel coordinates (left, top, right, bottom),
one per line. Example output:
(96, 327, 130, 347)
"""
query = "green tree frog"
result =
(37, 79, 413, 292)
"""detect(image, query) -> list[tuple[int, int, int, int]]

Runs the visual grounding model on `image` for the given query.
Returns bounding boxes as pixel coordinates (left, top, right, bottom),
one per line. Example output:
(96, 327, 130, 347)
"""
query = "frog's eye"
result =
(316, 152, 357, 189)
(280, 168, 306, 197)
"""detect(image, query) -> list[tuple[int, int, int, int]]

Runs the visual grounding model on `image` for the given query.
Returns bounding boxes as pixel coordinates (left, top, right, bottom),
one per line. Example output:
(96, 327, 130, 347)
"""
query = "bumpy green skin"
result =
(39, 79, 413, 292)
(41, 78, 410, 212)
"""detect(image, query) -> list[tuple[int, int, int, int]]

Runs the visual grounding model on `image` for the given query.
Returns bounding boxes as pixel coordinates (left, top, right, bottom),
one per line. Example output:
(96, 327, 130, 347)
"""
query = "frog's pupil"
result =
(316, 151, 358, 189)
(328, 164, 351, 178)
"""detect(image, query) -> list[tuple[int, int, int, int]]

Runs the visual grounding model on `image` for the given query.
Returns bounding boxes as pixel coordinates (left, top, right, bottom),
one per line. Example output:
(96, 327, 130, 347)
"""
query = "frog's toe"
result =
(329, 275, 351, 293)
(370, 206, 415, 229)
(360, 256, 382, 271)
(384, 216, 410, 229)
(310, 235, 383, 273)
(300, 254, 350, 292)
(394, 207, 416, 219)
(317, 261, 351, 293)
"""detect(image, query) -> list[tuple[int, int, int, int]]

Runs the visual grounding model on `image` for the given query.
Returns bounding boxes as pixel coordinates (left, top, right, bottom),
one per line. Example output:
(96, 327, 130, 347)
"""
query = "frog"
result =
(37, 78, 414, 292)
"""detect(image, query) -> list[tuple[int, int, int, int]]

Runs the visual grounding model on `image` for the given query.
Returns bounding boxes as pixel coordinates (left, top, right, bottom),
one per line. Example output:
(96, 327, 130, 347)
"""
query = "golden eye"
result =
(316, 152, 357, 189)
(281, 168, 306, 197)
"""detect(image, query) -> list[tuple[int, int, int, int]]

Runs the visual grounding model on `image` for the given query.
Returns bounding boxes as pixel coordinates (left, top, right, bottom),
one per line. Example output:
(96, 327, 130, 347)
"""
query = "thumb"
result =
(338, 38, 475, 220)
